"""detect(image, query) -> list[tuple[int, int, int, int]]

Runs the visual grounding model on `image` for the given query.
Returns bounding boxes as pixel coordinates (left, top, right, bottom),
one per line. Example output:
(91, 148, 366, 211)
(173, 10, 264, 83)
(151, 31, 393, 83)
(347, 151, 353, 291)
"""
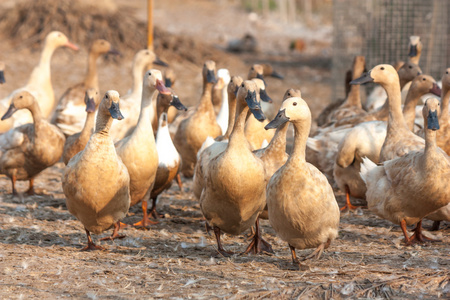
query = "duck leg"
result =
(340, 185, 362, 211)
(430, 221, 441, 231)
(25, 178, 35, 195)
(81, 228, 105, 251)
(242, 218, 274, 255)
(175, 173, 183, 190)
(133, 199, 158, 228)
(289, 244, 301, 266)
(213, 226, 233, 257)
(149, 197, 165, 219)
(11, 174, 18, 195)
(301, 242, 326, 261)
(401, 220, 439, 245)
(100, 221, 126, 241)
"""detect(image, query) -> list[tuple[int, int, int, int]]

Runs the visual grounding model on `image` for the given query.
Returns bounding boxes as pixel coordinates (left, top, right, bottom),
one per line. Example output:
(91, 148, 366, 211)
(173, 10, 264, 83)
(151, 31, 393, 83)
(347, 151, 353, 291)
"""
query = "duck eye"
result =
(409, 65, 413, 69)
(106, 94, 108, 99)
(293, 102, 297, 106)
(19, 96, 23, 99)
(148, 72, 152, 76)
(380, 67, 385, 70)
(287, 93, 291, 96)
(241, 83, 244, 87)
(423, 78, 426, 81)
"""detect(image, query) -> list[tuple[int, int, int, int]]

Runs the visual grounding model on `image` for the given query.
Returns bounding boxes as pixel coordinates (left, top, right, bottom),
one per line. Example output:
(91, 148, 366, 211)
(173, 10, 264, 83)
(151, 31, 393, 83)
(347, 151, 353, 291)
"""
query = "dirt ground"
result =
(0, 0, 449, 299)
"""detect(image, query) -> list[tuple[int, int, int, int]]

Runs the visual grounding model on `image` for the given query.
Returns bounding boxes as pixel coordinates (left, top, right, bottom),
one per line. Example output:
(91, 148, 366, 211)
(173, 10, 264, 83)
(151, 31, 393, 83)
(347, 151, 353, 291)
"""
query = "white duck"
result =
(0, 31, 79, 133)
(215, 69, 231, 135)
(109, 49, 168, 140)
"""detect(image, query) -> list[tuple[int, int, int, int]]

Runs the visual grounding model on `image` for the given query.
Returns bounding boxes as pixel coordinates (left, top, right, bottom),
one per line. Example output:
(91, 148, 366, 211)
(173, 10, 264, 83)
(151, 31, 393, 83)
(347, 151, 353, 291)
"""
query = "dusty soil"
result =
(0, 0, 449, 299)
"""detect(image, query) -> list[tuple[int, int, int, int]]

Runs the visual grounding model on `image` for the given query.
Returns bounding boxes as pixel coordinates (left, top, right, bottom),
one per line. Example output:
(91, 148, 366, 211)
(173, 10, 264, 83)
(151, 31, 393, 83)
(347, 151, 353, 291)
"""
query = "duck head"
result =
(350, 64, 399, 86)
(164, 69, 176, 88)
(144, 69, 171, 95)
(135, 49, 169, 72)
(101, 90, 124, 120)
(157, 88, 187, 112)
(237, 80, 266, 122)
(84, 88, 100, 113)
(228, 75, 243, 97)
(248, 64, 265, 84)
(410, 74, 441, 97)
(423, 97, 440, 131)
(202, 60, 217, 84)
(265, 97, 310, 129)
(91, 39, 121, 56)
(283, 88, 302, 100)
(442, 68, 450, 91)
(1, 91, 36, 120)
(251, 78, 272, 103)
(408, 36, 422, 58)
(46, 31, 79, 51)
(398, 62, 422, 83)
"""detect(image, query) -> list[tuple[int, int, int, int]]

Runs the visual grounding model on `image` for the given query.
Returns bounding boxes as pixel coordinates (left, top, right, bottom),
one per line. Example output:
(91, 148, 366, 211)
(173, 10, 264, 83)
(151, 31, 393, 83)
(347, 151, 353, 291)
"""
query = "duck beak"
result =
(0, 70, 5, 84)
(259, 88, 272, 103)
(246, 90, 265, 121)
(153, 56, 169, 67)
(270, 70, 284, 79)
(350, 71, 374, 85)
(109, 102, 124, 120)
(1, 104, 17, 120)
(427, 110, 439, 131)
(85, 96, 96, 113)
(170, 95, 187, 111)
(430, 83, 441, 97)
(64, 41, 79, 51)
(265, 109, 289, 129)
(409, 45, 418, 57)
(164, 78, 172, 88)
(156, 79, 171, 95)
(107, 48, 121, 56)
(206, 70, 217, 84)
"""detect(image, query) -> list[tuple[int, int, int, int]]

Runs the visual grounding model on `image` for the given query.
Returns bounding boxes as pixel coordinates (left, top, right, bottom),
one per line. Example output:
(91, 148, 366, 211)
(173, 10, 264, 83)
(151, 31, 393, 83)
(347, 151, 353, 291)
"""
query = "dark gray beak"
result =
(154, 56, 169, 67)
(164, 78, 172, 88)
(265, 109, 289, 129)
(350, 72, 374, 85)
(0, 70, 5, 84)
(259, 89, 272, 103)
(107, 48, 121, 56)
(1, 104, 17, 120)
(206, 70, 217, 83)
(427, 110, 439, 131)
(270, 70, 284, 79)
(430, 83, 441, 97)
(170, 95, 187, 111)
(245, 90, 265, 121)
(109, 102, 124, 120)
(409, 45, 418, 57)
(85, 96, 96, 113)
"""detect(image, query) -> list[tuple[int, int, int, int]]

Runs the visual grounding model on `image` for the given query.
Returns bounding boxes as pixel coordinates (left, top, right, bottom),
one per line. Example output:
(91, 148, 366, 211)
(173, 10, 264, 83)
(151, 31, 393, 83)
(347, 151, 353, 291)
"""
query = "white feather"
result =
(156, 113, 180, 168)
(359, 156, 377, 184)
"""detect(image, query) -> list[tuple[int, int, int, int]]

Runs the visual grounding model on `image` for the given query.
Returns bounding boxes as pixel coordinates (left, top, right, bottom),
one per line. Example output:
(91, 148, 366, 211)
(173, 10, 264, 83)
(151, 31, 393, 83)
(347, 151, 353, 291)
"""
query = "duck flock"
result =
(0, 31, 448, 268)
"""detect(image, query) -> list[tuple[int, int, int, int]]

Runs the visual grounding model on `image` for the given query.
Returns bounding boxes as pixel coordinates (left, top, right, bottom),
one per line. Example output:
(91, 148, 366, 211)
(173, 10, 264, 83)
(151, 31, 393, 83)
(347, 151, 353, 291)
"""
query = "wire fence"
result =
(332, 0, 449, 100)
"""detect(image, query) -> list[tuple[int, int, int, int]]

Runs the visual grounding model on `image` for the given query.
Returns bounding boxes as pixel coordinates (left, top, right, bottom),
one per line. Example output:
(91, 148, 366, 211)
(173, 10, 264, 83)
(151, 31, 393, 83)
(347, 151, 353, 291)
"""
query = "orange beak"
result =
(64, 41, 79, 51)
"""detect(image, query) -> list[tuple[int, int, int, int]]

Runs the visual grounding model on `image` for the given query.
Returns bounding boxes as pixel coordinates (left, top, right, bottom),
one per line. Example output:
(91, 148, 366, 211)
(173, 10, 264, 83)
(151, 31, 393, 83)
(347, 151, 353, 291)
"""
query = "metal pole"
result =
(147, 0, 154, 50)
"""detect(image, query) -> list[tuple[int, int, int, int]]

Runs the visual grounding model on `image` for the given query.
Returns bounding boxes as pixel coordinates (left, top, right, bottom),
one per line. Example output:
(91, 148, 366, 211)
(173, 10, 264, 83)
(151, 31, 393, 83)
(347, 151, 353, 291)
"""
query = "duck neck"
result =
(346, 84, 362, 108)
(223, 89, 237, 139)
(130, 63, 145, 99)
(440, 85, 450, 120)
(402, 86, 423, 130)
(197, 82, 215, 114)
(28, 41, 55, 86)
(228, 101, 250, 148)
(264, 122, 288, 155)
(424, 128, 437, 153)
(84, 51, 100, 89)
(27, 101, 44, 127)
(135, 84, 156, 131)
(287, 120, 310, 164)
(80, 111, 96, 140)
(383, 80, 409, 130)
(95, 108, 113, 135)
